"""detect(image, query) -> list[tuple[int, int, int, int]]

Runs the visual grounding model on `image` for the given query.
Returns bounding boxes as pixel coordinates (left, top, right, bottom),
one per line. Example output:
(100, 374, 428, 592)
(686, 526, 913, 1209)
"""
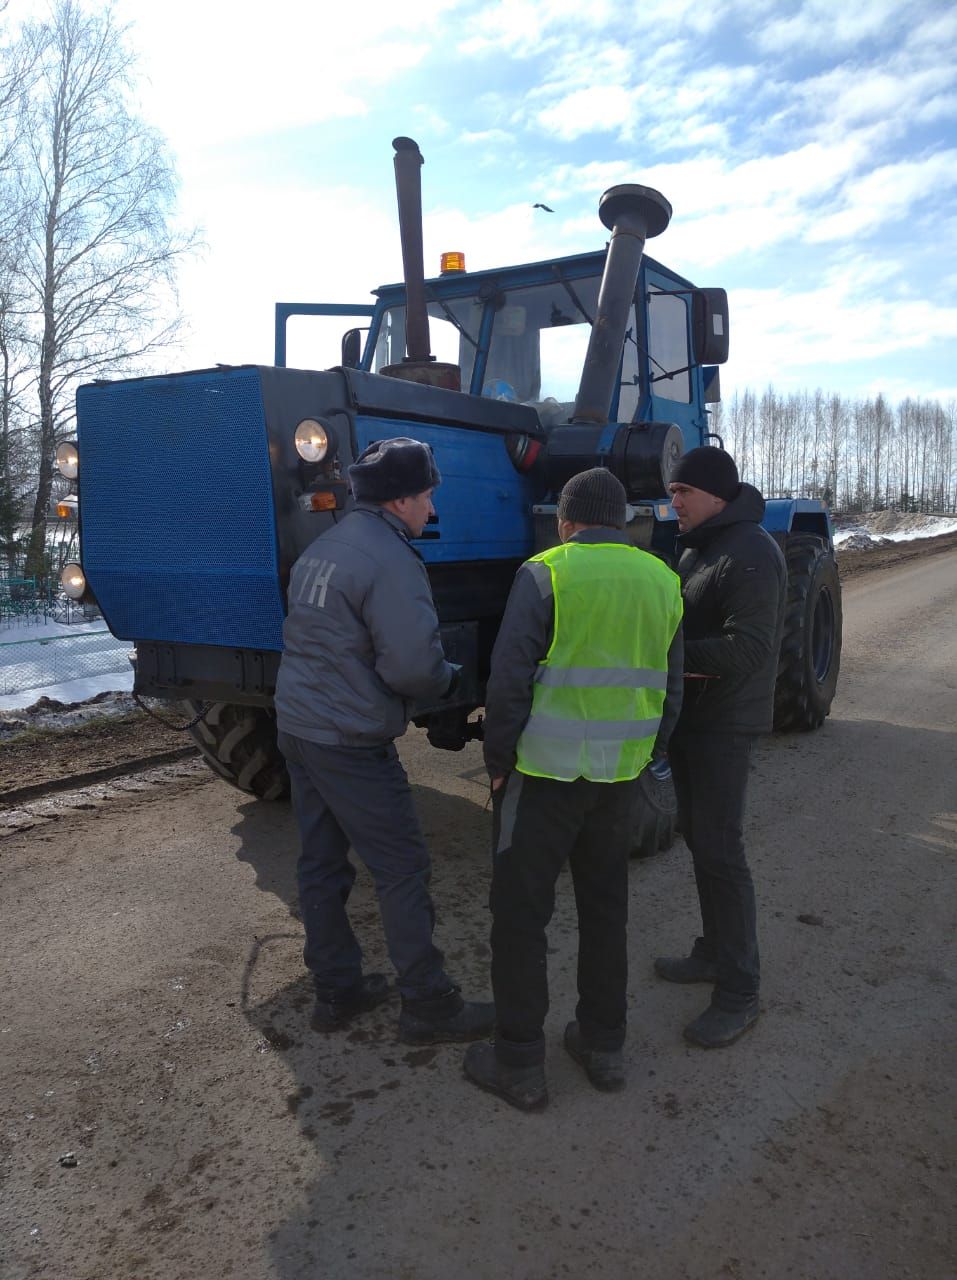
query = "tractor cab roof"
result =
(371, 248, 696, 308)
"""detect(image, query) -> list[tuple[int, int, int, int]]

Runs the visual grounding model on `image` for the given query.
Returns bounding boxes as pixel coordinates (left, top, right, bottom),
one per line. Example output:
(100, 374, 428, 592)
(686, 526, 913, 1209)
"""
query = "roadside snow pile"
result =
(833, 511, 957, 549)
(0, 689, 139, 739)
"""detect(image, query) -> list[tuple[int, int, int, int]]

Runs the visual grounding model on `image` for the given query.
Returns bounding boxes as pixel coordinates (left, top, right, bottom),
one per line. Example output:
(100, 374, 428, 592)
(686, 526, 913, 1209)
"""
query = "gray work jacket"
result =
(275, 504, 454, 747)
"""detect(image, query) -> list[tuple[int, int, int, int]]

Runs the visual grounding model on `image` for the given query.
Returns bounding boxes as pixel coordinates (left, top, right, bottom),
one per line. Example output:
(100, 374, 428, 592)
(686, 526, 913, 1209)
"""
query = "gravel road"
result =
(1, 549, 955, 1280)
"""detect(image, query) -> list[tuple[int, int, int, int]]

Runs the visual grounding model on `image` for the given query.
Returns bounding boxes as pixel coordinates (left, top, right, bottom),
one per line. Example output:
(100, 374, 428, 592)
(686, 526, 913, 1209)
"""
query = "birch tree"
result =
(15, 0, 193, 579)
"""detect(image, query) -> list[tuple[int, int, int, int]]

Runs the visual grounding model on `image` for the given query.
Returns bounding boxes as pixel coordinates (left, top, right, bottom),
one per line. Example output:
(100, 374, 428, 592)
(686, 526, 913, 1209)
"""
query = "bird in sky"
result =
(532, 203, 554, 212)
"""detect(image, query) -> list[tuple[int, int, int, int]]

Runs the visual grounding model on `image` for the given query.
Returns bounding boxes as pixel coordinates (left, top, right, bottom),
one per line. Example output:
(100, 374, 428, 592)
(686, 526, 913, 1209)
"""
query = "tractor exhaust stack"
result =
(572, 184, 672, 425)
(380, 137, 461, 391)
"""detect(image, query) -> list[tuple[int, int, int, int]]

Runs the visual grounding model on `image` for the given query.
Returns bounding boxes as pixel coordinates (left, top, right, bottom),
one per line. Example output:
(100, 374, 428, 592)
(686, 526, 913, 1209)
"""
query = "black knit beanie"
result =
(348, 437, 441, 503)
(557, 467, 627, 529)
(669, 446, 739, 501)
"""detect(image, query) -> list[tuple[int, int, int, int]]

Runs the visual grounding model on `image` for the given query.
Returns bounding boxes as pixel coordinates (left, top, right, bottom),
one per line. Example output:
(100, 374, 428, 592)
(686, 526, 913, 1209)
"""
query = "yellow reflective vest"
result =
(515, 541, 683, 782)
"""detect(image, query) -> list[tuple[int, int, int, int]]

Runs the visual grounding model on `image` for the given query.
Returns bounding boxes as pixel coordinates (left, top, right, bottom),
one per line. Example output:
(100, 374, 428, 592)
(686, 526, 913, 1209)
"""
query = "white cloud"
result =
(461, 0, 615, 57)
(460, 128, 513, 146)
(756, 0, 909, 55)
(462, 0, 731, 56)
(795, 57, 957, 137)
(114, 0, 456, 148)
(536, 85, 638, 141)
(725, 275, 957, 398)
(807, 149, 957, 242)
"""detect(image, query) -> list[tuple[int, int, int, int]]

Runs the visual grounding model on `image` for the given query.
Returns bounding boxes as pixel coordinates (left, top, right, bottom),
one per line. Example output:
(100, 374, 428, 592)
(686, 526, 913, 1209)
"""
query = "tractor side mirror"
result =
(341, 328, 363, 368)
(692, 289, 729, 365)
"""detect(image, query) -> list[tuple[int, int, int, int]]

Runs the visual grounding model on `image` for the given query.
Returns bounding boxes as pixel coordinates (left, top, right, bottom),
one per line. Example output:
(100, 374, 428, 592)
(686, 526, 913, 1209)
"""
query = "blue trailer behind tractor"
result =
(59, 138, 841, 855)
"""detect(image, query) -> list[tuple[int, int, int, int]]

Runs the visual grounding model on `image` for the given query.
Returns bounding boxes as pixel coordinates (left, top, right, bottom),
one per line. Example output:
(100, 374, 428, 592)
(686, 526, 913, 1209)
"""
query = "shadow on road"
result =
(232, 782, 497, 1277)
(227, 716, 956, 1279)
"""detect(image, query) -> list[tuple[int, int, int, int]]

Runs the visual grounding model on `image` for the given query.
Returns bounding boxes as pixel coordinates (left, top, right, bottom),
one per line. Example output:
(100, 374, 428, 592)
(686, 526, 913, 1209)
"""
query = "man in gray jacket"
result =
(276, 437, 494, 1045)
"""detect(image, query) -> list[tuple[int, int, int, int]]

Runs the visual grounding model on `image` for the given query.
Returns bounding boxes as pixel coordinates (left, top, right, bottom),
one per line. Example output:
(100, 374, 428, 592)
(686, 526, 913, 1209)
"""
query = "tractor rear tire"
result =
(182, 701, 289, 800)
(631, 759, 677, 858)
(773, 534, 842, 731)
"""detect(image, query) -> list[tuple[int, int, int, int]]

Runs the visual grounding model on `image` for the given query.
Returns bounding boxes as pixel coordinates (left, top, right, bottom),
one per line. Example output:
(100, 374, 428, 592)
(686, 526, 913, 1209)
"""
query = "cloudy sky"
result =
(95, 0, 957, 404)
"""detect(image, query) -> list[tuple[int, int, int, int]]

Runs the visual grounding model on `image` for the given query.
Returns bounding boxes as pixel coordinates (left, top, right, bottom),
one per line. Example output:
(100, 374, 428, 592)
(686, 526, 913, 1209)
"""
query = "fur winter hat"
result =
(557, 467, 627, 529)
(348, 437, 441, 503)
(669, 446, 740, 501)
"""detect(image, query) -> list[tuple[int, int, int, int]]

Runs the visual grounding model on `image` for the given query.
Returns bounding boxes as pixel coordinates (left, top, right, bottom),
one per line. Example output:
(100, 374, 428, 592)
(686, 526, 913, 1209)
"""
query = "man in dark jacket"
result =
(275, 437, 494, 1046)
(655, 446, 785, 1049)
(464, 468, 684, 1111)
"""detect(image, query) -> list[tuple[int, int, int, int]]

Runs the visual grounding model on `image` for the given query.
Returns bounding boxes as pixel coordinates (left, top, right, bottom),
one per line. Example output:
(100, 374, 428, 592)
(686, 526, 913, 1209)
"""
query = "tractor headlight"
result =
(56, 441, 79, 479)
(60, 562, 87, 600)
(295, 419, 332, 464)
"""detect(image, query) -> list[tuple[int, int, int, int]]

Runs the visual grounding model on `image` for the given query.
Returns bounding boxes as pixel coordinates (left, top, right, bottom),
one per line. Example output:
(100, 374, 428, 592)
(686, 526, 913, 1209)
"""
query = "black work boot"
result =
(398, 985, 495, 1046)
(683, 997, 760, 1048)
(563, 1021, 625, 1092)
(463, 1038, 548, 1112)
(311, 973, 390, 1032)
(653, 952, 718, 985)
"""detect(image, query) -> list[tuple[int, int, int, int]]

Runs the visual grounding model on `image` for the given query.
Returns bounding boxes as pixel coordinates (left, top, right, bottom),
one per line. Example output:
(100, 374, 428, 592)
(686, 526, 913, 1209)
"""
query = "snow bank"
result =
(833, 512, 957, 548)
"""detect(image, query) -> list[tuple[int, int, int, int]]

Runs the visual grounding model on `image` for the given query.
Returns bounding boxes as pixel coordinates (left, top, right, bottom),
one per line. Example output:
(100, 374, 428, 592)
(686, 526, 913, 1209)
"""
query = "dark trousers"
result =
(668, 731, 759, 1007)
(278, 732, 450, 1002)
(489, 771, 638, 1052)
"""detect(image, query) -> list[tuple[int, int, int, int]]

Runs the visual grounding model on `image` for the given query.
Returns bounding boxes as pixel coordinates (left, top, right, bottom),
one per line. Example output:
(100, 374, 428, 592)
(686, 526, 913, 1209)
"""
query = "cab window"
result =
(647, 288, 690, 404)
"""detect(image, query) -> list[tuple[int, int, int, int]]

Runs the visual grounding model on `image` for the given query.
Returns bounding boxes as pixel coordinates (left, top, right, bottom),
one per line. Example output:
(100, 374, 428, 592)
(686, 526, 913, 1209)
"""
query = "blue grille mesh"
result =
(76, 368, 285, 651)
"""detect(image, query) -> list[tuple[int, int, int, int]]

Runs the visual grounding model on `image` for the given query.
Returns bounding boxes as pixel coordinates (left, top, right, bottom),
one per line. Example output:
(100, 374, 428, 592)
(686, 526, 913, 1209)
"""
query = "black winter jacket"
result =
(674, 483, 786, 736)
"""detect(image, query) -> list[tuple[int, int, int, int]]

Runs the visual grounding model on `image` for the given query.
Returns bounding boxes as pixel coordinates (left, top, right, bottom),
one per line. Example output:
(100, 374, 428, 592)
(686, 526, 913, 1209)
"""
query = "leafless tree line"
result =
(711, 387, 957, 514)
(0, 0, 194, 582)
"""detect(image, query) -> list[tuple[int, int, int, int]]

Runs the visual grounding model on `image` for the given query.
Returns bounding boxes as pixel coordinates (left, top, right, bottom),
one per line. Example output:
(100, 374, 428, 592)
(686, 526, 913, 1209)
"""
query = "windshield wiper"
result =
(550, 266, 594, 326)
(424, 289, 479, 349)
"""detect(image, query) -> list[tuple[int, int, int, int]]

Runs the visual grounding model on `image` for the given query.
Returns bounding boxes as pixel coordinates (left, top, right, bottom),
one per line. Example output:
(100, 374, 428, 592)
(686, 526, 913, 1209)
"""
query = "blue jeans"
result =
(278, 732, 450, 1001)
(669, 730, 759, 1008)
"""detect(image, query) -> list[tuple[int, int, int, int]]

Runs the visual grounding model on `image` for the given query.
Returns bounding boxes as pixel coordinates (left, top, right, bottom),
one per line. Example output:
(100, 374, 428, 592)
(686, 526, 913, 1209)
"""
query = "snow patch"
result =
(833, 511, 957, 548)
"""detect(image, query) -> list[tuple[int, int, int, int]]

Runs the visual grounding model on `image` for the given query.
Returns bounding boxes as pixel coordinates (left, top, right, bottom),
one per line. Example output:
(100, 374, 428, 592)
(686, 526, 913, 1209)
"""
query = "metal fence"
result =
(0, 629, 132, 697)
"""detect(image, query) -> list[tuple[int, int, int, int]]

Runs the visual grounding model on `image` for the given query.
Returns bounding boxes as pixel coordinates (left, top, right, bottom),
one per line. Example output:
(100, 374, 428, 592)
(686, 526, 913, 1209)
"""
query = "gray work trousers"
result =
(278, 732, 450, 1001)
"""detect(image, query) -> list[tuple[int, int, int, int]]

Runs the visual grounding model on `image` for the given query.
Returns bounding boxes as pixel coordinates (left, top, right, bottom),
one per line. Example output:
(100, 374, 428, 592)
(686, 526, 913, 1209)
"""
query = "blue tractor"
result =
(62, 138, 841, 854)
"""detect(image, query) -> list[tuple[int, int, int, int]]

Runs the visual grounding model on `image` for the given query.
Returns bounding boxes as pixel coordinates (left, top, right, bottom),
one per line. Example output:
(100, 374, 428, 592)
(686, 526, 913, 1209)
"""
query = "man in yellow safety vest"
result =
(464, 467, 684, 1111)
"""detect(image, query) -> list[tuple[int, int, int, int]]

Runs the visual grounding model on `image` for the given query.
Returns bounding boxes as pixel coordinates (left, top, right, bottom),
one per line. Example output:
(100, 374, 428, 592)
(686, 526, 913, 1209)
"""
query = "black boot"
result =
(683, 997, 760, 1048)
(463, 1038, 548, 1112)
(311, 973, 390, 1032)
(654, 952, 718, 984)
(563, 1021, 625, 1092)
(398, 985, 495, 1046)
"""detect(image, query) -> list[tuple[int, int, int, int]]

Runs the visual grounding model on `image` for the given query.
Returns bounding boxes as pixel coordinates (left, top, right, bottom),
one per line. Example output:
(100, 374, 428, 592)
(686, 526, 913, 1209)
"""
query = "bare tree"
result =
(0, 2, 39, 579)
(13, 0, 193, 579)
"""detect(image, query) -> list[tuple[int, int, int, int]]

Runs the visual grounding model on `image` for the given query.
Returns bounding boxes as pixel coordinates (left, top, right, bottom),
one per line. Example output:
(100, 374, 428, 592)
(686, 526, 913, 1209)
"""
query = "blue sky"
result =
(92, 0, 957, 404)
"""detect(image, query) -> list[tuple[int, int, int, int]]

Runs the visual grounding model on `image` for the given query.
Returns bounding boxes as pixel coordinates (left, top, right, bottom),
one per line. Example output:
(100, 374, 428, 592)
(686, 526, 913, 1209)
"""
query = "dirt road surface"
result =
(2, 551, 955, 1280)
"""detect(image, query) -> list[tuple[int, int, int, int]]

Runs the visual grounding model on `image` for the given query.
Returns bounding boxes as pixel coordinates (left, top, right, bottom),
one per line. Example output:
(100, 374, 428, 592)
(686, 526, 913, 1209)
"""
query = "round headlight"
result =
(56, 441, 79, 479)
(295, 419, 330, 463)
(60, 562, 87, 600)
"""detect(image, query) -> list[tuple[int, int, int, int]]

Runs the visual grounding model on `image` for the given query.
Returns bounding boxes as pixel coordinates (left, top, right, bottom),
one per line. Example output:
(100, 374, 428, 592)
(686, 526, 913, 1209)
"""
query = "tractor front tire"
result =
(773, 534, 842, 731)
(183, 701, 289, 800)
(631, 759, 677, 858)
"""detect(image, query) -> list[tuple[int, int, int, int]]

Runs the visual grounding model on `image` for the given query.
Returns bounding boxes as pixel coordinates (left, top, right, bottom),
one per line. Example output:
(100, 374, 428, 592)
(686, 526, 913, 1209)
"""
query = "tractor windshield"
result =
(371, 273, 642, 424)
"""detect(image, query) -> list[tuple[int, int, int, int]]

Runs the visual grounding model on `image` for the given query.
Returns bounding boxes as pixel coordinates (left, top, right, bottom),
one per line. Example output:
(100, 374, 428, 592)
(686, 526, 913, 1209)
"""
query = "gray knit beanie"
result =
(557, 468, 627, 529)
(669, 446, 739, 502)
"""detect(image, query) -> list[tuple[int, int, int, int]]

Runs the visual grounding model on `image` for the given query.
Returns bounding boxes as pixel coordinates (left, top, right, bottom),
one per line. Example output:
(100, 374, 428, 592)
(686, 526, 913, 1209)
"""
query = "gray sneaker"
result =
(398, 986, 495, 1046)
(311, 973, 390, 1032)
(654, 953, 718, 985)
(683, 999, 760, 1048)
(563, 1021, 625, 1092)
(463, 1041, 548, 1112)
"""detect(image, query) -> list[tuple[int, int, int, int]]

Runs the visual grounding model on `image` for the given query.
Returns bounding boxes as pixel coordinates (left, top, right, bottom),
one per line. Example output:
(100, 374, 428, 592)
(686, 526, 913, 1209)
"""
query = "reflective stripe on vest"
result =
(515, 541, 683, 783)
